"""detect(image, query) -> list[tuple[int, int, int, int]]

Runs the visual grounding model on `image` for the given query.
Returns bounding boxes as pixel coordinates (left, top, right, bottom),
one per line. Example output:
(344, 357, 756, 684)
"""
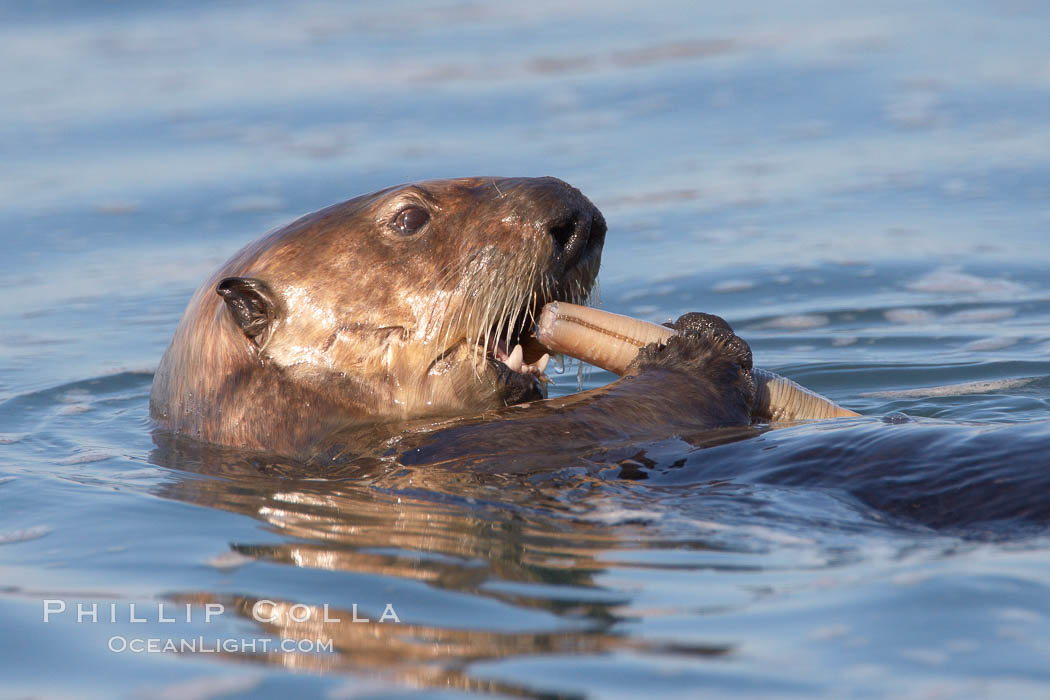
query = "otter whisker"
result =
(423, 231, 596, 380)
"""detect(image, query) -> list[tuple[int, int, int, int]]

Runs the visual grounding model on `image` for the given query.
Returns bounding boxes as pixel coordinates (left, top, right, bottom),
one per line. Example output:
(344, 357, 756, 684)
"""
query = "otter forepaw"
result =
(491, 358, 546, 406)
(631, 312, 756, 412)
(663, 312, 753, 373)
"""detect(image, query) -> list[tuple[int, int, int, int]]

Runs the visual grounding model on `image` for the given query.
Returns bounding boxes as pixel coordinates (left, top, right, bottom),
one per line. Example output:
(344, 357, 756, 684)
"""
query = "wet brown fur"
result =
(320, 327, 758, 471)
(151, 177, 605, 455)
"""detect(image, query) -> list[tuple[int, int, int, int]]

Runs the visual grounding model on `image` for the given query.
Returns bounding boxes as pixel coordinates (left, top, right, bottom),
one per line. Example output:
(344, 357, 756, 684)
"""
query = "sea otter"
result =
(150, 176, 759, 460)
(149, 177, 1050, 533)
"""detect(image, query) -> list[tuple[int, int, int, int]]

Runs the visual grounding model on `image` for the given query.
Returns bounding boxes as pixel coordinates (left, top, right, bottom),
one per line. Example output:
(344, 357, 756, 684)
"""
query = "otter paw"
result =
(491, 358, 545, 405)
(661, 312, 753, 372)
(632, 312, 756, 410)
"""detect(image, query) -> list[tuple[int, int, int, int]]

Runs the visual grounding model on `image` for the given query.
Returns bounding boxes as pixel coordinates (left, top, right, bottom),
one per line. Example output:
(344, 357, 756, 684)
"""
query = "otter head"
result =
(150, 177, 605, 455)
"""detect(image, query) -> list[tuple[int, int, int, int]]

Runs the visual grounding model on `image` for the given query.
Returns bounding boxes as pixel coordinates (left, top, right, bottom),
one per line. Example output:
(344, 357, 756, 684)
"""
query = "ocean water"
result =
(3, 1, 1050, 697)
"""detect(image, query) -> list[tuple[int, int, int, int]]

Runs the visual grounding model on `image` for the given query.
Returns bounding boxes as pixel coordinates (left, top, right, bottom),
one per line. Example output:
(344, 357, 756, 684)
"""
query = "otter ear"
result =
(216, 277, 278, 345)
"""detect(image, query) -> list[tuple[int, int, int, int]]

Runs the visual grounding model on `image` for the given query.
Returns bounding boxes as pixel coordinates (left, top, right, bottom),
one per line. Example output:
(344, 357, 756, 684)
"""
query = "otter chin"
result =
(150, 177, 606, 456)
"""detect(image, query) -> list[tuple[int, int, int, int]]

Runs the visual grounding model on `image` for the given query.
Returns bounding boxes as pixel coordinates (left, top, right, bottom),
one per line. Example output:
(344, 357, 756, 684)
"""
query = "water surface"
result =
(3, 1, 1050, 697)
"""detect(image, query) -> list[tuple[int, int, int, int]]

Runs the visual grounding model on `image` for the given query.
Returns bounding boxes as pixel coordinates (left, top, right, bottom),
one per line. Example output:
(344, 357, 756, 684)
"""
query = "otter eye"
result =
(391, 206, 429, 236)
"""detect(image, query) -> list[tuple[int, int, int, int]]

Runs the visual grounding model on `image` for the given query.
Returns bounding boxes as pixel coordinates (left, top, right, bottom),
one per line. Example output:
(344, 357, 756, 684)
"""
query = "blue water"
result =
(3, 1, 1050, 697)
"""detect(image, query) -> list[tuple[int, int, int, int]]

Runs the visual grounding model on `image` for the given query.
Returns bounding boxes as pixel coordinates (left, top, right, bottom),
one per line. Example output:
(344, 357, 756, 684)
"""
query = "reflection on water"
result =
(151, 442, 738, 696)
(153, 438, 730, 696)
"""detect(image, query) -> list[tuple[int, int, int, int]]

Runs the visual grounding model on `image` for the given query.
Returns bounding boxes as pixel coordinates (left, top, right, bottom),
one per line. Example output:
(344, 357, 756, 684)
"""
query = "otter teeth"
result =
(493, 343, 549, 377)
(536, 353, 550, 374)
(517, 352, 551, 377)
(507, 344, 524, 372)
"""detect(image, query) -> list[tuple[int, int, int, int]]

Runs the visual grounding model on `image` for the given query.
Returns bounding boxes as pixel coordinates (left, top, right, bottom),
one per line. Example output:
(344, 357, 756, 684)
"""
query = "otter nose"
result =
(546, 211, 591, 266)
(526, 178, 606, 268)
